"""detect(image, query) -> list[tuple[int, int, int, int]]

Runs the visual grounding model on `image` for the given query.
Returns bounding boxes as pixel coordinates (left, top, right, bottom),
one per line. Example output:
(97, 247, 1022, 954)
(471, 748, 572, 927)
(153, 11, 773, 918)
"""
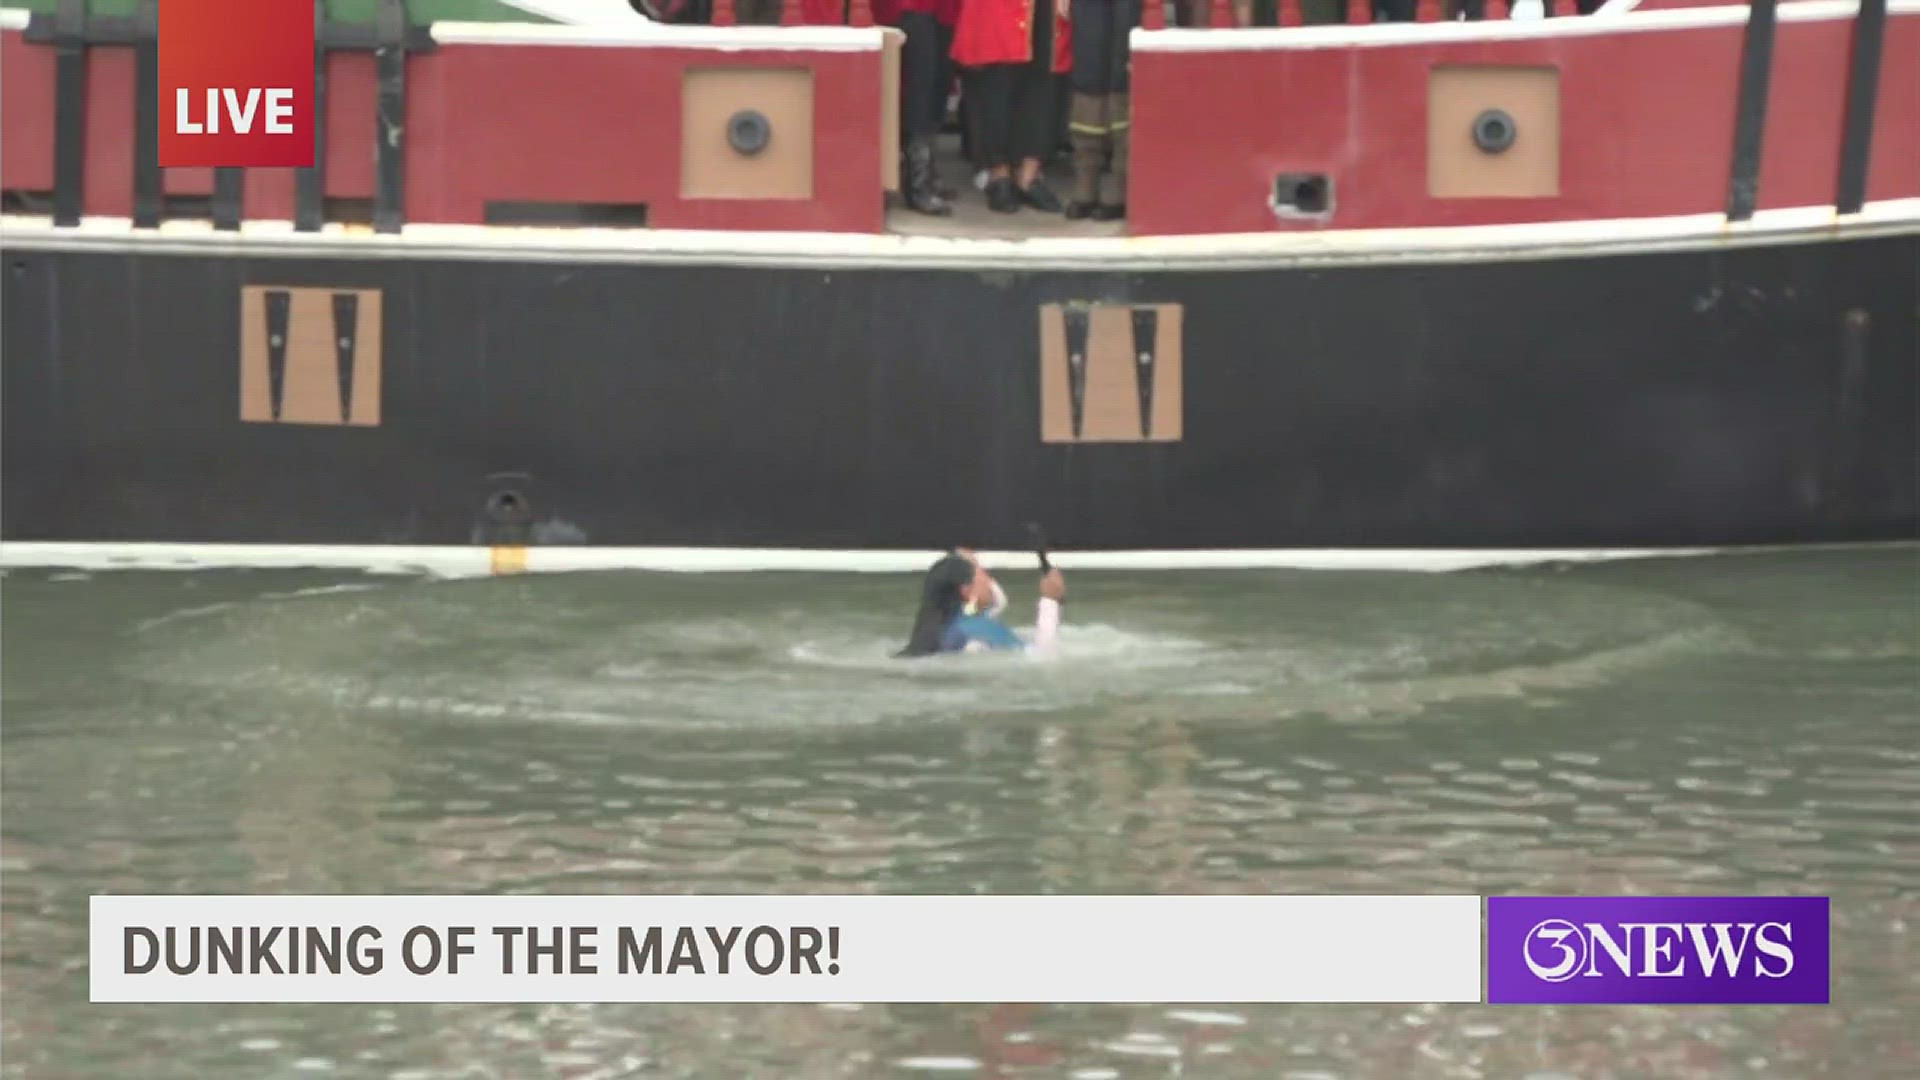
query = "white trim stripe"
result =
(496, 0, 655, 26)
(0, 6, 885, 50)
(430, 19, 886, 50)
(2, 0, 1911, 47)
(3, 541, 1910, 577)
(1133, 0, 1920, 51)
(3, 200, 1915, 272)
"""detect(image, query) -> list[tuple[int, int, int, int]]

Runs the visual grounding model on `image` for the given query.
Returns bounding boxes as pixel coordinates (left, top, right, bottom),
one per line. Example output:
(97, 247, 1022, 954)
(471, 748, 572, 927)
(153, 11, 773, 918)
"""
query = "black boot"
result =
(904, 142, 953, 216)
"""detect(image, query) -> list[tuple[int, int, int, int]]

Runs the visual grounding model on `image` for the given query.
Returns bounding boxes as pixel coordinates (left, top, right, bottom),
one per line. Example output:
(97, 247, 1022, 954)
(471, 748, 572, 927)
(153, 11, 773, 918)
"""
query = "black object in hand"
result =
(1025, 522, 1053, 573)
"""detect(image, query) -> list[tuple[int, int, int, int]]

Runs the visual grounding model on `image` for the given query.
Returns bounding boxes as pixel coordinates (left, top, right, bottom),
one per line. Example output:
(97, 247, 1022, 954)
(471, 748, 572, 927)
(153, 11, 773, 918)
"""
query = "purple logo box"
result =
(1486, 896, 1830, 1005)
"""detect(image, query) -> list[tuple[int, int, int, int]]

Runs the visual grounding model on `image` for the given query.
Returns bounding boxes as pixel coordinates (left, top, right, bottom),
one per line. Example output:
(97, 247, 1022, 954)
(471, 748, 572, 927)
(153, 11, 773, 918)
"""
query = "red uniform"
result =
(951, 0, 1072, 72)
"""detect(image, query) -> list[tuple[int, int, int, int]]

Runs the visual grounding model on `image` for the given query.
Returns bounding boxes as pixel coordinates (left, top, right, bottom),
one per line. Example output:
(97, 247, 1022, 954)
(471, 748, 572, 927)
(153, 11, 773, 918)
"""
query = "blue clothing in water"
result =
(942, 614, 1026, 653)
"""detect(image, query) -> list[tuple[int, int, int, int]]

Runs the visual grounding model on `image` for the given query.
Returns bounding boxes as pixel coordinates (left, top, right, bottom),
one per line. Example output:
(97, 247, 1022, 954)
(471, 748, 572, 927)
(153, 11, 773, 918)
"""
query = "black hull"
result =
(4, 234, 1917, 551)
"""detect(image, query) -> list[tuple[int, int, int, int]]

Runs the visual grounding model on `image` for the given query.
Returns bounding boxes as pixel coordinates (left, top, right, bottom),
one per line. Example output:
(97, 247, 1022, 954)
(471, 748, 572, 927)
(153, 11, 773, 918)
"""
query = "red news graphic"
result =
(159, 0, 314, 168)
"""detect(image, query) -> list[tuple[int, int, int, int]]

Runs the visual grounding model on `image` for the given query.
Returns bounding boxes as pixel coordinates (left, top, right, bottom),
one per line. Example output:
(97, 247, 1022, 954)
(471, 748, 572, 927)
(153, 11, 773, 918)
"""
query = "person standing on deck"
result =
(1064, 0, 1138, 220)
(879, 0, 964, 215)
(953, 0, 1073, 214)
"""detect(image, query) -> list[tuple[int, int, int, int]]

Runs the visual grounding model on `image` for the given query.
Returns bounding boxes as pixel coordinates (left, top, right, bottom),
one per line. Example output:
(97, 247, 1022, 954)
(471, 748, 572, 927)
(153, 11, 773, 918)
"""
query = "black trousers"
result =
(962, 13, 1057, 168)
(900, 14, 955, 147)
(736, 0, 782, 23)
(1070, 0, 1139, 94)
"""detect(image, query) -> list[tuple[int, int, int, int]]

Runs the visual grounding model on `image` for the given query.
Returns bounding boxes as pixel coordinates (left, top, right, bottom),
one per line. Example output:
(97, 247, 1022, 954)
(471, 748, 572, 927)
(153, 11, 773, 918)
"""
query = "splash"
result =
(120, 567, 1736, 734)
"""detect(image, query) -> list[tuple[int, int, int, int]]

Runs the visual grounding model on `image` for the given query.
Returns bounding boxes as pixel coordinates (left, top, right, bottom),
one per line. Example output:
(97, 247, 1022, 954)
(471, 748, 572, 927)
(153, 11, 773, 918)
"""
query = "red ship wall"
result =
(0, 29, 888, 233)
(0, 41, 383, 221)
(405, 41, 884, 232)
(1131, 12, 1920, 235)
(4, 10, 1913, 235)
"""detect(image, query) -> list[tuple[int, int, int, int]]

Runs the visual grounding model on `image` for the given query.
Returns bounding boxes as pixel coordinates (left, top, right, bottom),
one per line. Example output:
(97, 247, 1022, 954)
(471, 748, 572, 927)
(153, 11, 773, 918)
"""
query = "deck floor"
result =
(884, 134, 1126, 241)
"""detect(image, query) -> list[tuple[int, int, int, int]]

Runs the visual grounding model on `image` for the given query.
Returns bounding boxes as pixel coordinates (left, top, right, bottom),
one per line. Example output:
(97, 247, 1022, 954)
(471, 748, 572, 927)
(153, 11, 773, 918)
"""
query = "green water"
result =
(3, 549, 1917, 1078)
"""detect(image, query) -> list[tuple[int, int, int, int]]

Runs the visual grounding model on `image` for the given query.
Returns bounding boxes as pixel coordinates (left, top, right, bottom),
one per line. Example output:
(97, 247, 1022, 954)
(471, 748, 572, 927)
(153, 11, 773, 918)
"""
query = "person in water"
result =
(897, 549, 1065, 657)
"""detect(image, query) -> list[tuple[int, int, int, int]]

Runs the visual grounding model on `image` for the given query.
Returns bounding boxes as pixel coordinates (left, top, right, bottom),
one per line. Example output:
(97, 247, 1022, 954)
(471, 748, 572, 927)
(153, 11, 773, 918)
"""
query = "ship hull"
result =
(4, 230, 1916, 552)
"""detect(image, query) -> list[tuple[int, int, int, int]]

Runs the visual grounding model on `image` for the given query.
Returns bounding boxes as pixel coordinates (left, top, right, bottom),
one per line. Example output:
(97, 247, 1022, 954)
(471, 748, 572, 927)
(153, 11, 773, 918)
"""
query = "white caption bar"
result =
(92, 895, 1482, 1003)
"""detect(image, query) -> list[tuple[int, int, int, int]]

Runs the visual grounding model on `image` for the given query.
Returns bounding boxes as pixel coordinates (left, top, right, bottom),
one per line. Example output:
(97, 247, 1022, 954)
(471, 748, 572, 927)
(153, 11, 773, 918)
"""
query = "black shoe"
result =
(903, 142, 953, 217)
(986, 177, 1021, 213)
(1020, 178, 1063, 213)
(1091, 202, 1126, 221)
(906, 189, 953, 216)
(1065, 201, 1096, 220)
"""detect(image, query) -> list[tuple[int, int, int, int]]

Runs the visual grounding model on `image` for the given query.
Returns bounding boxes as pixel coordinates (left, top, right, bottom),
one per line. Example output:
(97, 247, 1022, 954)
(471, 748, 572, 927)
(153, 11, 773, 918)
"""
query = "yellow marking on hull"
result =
(490, 546, 529, 576)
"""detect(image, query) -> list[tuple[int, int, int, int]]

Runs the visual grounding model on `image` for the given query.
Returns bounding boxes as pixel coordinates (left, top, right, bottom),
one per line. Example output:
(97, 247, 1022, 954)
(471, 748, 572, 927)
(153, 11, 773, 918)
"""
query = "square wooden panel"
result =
(680, 67, 815, 201)
(1428, 65, 1560, 199)
(239, 286, 382, 427)
(1039, 303, 1183, 444)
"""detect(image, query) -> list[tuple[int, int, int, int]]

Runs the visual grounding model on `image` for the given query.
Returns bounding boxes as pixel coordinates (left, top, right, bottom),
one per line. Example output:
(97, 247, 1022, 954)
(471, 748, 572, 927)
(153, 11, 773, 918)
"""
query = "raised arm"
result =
(983, 577, 1009, 618)
(1031, 569, 1065, 653)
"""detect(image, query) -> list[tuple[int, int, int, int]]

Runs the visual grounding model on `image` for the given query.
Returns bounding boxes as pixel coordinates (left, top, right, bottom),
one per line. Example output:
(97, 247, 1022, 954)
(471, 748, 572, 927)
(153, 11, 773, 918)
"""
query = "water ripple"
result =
(3, 552, 1917, 1078)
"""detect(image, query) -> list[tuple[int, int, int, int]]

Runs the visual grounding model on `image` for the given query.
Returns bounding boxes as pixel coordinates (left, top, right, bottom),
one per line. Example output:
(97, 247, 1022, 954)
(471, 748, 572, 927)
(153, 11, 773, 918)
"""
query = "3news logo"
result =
(159, 0, 314, 168)
(1486, 897, 1830, 1004)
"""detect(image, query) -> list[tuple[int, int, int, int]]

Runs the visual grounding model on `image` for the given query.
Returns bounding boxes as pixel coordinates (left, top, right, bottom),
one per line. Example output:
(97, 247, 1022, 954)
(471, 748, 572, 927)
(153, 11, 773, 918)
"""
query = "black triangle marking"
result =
(264, 289, 292, 422)
(332, 292, 359, 423)
(1131, 306, 1158, 439)
(1063, 306, 1091, 440)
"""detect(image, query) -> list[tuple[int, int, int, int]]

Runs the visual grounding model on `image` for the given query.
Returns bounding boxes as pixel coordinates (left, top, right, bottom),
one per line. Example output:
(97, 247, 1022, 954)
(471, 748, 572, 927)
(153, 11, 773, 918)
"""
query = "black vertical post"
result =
(1835, 0, 1888, 215)
(211, 167, 245, 230)
(51, 0, 91, 228)
(132, 0, 162, 228)
(372, 0, 408, 234)
(295, 0, 329, 231)
(1726, 0, 1779, 222)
